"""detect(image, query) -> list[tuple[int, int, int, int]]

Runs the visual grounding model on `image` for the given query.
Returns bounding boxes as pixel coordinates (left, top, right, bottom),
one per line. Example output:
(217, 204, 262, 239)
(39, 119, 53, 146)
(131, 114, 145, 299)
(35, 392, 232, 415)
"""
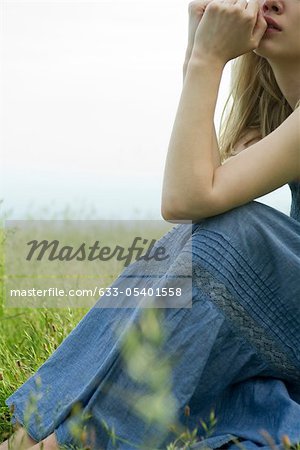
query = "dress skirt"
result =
(5, 199, 300, 450)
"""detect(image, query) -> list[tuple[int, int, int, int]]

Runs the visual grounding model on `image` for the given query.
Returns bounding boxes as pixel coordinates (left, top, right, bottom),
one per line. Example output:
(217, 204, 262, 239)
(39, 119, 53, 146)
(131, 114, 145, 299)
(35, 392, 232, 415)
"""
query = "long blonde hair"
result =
(218, 51, 300, 164)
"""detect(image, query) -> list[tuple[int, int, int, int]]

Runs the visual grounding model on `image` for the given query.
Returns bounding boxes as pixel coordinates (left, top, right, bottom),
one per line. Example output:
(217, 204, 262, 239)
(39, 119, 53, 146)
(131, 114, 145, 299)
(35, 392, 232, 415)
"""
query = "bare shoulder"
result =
(234, 127, 263, 153)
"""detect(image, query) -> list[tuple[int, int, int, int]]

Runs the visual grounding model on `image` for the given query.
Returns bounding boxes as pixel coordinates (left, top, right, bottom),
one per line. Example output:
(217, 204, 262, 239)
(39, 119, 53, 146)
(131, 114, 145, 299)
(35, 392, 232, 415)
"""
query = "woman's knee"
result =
(193, 201, 268, 245)
(190, 201, 274, 278)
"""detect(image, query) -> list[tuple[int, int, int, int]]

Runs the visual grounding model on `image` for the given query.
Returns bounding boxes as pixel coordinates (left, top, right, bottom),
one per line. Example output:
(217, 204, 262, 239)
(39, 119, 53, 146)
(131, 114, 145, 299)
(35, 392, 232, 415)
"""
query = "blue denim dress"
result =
(5, 181, 300, 450)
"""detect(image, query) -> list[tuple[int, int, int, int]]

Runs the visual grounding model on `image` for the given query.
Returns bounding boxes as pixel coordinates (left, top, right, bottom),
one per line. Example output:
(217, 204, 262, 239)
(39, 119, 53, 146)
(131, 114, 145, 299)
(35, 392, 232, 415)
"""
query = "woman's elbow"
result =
(161, 202, 179, 222)
(161, 206, 184, 222)
(161, 199, 207, 223)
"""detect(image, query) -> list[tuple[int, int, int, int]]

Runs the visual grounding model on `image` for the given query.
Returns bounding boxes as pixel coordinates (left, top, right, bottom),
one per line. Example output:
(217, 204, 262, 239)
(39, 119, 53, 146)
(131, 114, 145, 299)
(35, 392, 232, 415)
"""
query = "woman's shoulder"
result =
(232, 127, 262, 154)
(222, 127, 262, 165)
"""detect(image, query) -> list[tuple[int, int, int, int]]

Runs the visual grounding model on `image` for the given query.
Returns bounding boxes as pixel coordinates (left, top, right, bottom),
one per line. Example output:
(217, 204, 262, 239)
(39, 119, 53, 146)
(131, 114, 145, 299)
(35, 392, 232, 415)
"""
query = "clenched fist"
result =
(184, 0, 215, 65)
(191, 0, 268, 65)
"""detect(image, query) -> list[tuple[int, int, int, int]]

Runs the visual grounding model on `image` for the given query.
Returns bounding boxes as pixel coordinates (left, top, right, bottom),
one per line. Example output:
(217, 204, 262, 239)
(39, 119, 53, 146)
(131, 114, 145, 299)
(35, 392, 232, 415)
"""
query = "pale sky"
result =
(0, 0, 291, 219)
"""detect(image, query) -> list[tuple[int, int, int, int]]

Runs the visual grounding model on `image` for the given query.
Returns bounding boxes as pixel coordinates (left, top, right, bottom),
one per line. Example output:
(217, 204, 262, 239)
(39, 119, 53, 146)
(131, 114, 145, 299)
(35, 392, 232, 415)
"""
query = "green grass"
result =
(0, 306, 90, 443)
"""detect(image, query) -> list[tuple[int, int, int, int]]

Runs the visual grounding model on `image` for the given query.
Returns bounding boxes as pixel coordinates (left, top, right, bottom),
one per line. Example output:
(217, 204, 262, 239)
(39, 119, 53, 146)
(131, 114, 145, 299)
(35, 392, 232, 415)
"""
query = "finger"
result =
(245, 0, 259, 15)
(235, 0, 248, 8)
(221, 0, 239, 5)
(252, 7, 268, 39)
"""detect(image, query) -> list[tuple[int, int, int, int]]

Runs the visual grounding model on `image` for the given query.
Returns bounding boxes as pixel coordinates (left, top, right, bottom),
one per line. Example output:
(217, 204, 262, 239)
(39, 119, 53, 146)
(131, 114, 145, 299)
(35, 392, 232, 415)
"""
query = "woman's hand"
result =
(184, 0, 214, 65)
(191, 0, 267, 65)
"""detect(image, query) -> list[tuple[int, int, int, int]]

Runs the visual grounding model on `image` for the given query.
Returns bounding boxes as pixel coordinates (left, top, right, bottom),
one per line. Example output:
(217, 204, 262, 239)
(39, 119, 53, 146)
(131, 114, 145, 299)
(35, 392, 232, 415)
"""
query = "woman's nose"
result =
(260, 0, 284, 14)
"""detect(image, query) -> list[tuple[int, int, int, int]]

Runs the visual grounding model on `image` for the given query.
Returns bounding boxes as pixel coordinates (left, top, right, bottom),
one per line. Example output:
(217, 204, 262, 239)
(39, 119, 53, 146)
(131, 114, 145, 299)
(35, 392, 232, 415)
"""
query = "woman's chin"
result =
(253, 42, 278, 58)
(253, 47, 266, 58)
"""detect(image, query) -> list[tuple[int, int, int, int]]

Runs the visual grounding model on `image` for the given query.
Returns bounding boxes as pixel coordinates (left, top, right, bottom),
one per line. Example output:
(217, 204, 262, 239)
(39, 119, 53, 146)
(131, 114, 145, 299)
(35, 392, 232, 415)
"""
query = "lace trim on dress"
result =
(192, 262, 300, 385)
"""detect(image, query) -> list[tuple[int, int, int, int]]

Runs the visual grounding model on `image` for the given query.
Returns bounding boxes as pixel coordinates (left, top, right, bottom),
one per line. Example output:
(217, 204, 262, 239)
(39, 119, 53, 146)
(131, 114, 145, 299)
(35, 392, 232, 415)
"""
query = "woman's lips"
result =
(263, 27, 282, 35)
(263, 15, 282, 30)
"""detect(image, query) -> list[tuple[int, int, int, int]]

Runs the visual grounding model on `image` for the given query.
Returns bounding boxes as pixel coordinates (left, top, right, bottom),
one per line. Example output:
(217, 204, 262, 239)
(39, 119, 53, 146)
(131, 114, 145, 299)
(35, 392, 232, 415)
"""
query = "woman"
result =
(2, 0, 300, 448)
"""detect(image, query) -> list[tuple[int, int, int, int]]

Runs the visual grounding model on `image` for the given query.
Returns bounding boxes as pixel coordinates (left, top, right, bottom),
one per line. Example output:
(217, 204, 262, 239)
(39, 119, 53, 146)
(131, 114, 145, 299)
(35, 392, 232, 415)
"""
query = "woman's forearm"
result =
(161, 56, 225, 219)
(183, 60, 223, 172)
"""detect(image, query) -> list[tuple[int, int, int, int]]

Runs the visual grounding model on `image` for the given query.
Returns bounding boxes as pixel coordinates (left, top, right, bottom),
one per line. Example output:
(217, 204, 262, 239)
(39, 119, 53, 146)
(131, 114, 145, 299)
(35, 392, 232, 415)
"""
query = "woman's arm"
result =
(161, 0, 269, 222)
(182, 0, 222, 172)
(183, 62, 222, 172)
(209, 108, 300, 216)
(160, 0, 223, 223)
(161, 56, 224, 220)
(161, 0, 297, 223)
(162, 51, 299, 223)
(164, 105, 299, 222)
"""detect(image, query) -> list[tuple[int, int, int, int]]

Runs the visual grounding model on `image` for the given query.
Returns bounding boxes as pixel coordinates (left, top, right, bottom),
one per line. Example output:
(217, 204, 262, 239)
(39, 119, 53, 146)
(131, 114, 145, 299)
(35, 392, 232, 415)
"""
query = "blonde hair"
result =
(218, 51, 300, 164)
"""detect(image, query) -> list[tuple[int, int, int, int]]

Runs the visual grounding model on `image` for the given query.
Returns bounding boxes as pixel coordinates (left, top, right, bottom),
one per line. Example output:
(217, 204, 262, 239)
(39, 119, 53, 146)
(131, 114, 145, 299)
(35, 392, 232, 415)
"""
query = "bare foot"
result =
(27, 433, 59, 450)
(0, 426, 37, 450)
(0, 439, 9, 450)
